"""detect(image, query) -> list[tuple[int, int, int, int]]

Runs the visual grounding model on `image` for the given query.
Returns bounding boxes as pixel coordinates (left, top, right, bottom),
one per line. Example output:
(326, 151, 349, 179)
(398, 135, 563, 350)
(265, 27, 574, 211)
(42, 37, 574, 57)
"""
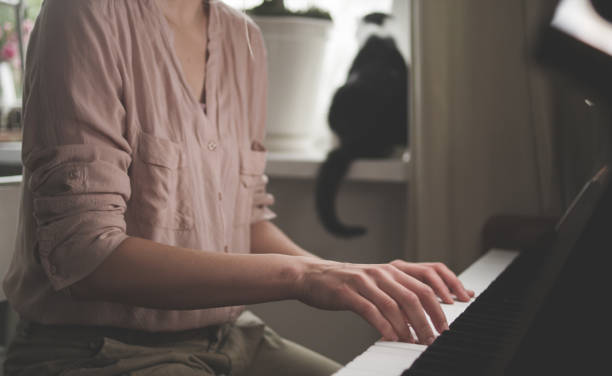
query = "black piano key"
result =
(403, 249, 549, 376)
(434, 332, 506, 350)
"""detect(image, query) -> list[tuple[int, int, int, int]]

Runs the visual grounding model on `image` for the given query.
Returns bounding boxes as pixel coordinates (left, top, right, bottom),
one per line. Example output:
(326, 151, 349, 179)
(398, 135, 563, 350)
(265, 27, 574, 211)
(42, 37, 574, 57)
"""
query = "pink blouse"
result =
(3, 0, 275, 331)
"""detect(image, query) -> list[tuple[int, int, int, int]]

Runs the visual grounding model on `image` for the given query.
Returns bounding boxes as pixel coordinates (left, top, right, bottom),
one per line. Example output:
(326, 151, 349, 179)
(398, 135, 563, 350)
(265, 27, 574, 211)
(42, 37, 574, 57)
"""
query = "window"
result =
(223, 0, 401, 156)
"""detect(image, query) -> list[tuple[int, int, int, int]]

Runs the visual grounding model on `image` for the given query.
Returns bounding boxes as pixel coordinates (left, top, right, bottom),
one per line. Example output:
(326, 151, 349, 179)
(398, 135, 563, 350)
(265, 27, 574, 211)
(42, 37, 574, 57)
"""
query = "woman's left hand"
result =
(389, 261, 475, 304)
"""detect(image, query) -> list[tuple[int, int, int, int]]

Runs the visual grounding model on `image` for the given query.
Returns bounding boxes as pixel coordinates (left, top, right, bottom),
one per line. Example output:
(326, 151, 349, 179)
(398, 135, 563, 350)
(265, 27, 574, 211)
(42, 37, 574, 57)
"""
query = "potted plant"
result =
(247, 0, 332, 152)
(0, 0, 36, 126)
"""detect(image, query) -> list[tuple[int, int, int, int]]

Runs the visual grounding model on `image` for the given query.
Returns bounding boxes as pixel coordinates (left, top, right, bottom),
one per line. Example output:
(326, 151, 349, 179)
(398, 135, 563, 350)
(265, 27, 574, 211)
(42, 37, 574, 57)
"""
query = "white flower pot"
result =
(0, 62, 16, 110)
(253, 16, 332, 152)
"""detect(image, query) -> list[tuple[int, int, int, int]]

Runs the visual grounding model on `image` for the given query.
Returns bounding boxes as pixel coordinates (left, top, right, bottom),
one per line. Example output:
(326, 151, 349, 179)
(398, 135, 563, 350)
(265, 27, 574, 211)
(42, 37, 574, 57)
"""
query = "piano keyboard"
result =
(334, 249, 519, 376)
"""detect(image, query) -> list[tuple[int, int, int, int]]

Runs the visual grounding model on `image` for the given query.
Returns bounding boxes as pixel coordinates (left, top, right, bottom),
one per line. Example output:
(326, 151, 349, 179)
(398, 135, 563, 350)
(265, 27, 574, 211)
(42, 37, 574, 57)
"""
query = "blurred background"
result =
(1, 0, 611, 366)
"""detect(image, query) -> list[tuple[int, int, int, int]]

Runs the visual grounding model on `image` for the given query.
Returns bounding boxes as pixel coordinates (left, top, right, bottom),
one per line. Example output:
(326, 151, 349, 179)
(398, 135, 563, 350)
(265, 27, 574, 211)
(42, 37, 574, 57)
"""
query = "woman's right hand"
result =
(294, 258, 451, 345)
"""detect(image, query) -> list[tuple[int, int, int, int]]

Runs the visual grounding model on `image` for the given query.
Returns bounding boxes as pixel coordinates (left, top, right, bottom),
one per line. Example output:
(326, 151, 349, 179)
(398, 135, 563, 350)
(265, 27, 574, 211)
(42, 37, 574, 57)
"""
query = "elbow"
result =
(44, 233, 130, 302)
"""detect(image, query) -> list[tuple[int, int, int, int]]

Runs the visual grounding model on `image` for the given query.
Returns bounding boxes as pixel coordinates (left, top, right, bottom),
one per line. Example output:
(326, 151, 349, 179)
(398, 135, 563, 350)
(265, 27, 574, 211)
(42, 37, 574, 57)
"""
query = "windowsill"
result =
(0, 142, 411, 183)
(0, 141, 21, 165)
(266, 150, 411, 183)
(0, 175, 21, 185)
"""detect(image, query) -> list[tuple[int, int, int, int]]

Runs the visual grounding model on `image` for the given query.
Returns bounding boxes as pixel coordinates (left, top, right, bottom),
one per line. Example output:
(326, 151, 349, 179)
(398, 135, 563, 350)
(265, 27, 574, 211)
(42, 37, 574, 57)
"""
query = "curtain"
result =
(407, 0, 607, 272)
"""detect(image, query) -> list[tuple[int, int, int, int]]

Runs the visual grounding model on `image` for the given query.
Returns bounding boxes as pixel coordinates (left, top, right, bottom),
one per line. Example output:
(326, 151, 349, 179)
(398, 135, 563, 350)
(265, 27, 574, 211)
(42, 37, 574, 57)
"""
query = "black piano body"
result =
(404, 165, 611, 375)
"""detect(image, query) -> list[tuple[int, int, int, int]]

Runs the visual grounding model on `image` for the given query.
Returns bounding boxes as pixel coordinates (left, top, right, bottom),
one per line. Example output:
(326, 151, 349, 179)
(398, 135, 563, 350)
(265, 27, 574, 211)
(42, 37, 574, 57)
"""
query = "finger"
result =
(405, 322, 416, 344)
(389, 268, 449, 334)
(374, 272, 438, 344)
(390, 262, 454, 304)
(429, 263, 473, 301)
(416, 266, 455, 304)
(357, 278, 414, 342)
(375, 276, 433, 344)
(349, 291, 398, 342)
(401, 291, 436, 345)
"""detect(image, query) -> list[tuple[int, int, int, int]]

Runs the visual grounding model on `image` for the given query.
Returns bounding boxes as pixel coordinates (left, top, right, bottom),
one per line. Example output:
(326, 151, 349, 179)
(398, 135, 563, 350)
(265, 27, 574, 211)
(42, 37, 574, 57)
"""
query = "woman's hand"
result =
(295, 258, 474, 345)
(389, 260, 475, 304)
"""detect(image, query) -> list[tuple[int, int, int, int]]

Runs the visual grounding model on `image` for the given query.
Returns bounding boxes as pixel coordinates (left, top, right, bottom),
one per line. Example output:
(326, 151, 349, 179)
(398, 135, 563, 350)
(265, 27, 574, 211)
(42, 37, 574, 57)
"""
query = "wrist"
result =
(271, 254, 305, 300)
(291, 256, 339, 302)
(287, 255, 319, 301)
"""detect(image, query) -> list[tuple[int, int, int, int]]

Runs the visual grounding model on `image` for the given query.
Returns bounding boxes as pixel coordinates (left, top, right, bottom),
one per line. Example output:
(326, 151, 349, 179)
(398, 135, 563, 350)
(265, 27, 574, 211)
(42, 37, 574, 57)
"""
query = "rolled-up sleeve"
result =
(21, 0, 131, 291)
(247, 22, 276, 224)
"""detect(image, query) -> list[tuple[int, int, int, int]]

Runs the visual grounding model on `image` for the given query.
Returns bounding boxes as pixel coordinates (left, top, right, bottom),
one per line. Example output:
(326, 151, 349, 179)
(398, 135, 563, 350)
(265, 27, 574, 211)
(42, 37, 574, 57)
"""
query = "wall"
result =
(0, 179, 21, 353)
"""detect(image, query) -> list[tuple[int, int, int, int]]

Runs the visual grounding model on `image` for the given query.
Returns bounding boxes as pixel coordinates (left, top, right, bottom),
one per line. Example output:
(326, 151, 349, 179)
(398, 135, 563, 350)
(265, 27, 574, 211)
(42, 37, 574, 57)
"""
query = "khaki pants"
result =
(3, 311, 341, 376)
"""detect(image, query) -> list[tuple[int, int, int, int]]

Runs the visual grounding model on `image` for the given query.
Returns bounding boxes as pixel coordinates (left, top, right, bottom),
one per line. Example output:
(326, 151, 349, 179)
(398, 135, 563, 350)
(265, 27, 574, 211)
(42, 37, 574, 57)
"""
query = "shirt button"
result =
(207, 141, 217, 151)
(218, 192, 223, 201)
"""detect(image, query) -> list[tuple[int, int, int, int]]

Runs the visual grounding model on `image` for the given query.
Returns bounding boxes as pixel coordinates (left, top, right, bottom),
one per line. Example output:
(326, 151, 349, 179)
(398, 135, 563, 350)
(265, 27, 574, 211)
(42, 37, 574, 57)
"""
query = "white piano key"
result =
(337, 342, 426, 375)
(457, 248, 519, 295)
(334, 369, 386, 376)
(341, 344, 425, 375)
(374, 341, 427, 352)
(441, 300, 472, 324)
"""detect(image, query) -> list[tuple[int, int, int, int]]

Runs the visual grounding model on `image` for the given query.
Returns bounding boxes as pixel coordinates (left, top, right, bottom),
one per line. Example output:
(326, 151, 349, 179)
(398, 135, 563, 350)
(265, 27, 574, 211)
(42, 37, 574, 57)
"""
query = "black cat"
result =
(315, 13, 409, 238)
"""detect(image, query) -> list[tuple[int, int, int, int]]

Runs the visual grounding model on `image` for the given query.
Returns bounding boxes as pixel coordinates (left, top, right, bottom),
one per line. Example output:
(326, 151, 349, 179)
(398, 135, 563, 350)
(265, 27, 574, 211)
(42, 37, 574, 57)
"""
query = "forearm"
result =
(250, 220, 320, 258)
(71, 236, 303, 309)
(70, 232, 474, 345)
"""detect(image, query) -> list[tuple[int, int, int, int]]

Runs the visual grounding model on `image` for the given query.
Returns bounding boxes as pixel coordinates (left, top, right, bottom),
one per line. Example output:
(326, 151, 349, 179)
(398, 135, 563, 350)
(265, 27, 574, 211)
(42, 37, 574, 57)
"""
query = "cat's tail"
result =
(315, 147, 366, 238)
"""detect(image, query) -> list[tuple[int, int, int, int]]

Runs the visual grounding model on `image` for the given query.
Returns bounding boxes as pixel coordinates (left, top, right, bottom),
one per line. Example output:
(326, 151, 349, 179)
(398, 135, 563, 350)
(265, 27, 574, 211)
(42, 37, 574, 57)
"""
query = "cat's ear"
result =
(356, 13, 395, 47)
(362, 12, 391, 26)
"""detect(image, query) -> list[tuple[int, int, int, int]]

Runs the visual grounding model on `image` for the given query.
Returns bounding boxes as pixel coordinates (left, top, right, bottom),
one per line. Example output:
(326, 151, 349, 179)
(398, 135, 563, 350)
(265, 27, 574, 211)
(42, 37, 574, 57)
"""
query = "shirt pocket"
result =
(129, 132, 194, 230)
(234, 148, 268, 227)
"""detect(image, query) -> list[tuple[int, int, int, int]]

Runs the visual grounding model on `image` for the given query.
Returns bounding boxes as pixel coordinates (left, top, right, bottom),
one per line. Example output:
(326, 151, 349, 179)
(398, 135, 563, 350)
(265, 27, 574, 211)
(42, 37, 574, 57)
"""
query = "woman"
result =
(2, 0, 474, 375)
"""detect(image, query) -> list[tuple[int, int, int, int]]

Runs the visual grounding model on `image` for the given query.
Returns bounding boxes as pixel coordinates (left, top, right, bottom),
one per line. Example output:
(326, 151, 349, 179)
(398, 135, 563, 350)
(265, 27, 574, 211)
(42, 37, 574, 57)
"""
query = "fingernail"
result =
(425, 336, 436, 345)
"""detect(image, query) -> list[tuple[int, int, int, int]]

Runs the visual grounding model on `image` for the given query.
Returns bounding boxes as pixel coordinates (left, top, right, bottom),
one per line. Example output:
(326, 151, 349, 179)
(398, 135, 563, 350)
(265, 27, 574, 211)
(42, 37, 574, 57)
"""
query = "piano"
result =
(336, 163, 611, 376)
